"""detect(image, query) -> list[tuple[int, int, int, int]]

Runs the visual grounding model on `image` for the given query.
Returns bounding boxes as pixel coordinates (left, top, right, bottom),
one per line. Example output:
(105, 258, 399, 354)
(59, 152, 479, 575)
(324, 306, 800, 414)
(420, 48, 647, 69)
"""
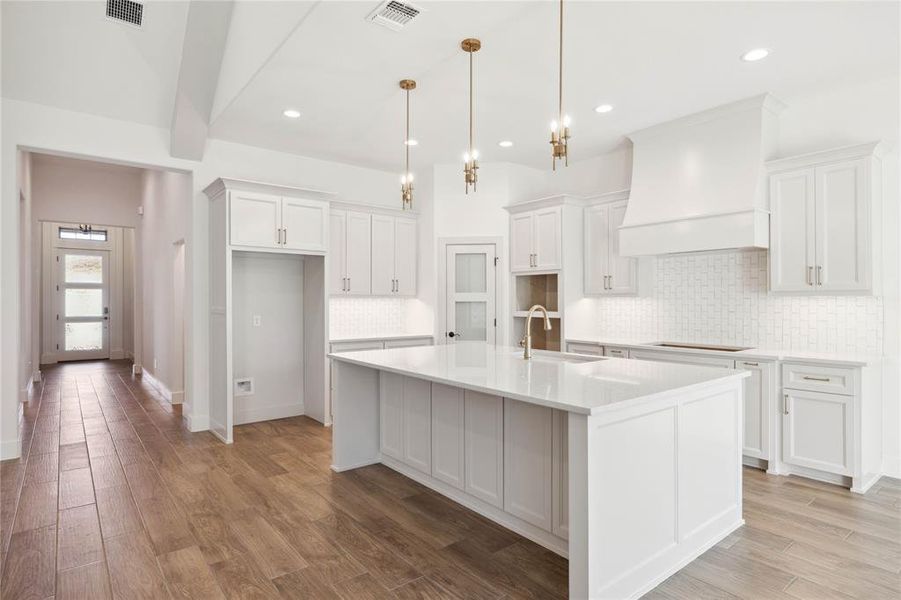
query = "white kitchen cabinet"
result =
(630, 349, 735, 369)
(504, 399, 553, 530)
(768, 143, 880, 294)
(229, 190, 328, 253)
(379, 372, 405, 461)
(551, 410, 568, 540)
(566, 342, 603, 356)
(464, 390, 504, 508)
(403, 377, 432, 475)
(509, 207, 562, 272)
(603, 346, 630, 359)
(230, 191, 281, 249)
(736, 360, 773, 461)
(431, 383, 465, 490)
(585, 200, 638, 295)
(783, 388, 851, 475)
(330, 210, 372, 295)
(372, 215, 418, 296)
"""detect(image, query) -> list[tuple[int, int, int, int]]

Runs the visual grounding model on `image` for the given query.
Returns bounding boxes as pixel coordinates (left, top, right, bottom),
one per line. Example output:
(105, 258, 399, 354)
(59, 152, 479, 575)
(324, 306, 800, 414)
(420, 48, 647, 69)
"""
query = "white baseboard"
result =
(110, 349, 125, 360)
(132, 363, 143, 375)
(126, 350, 135, 360)
(235, 402, 305, 426)
(33, 370, 42, 383)
(19, 374, 34, 403)
(0, 437, 21, 460)
(141, 369, 173, 403)
(883, 455, 901, 479)
(170, 390, 185, 405)
(40, 352, 58, 365)
(182, 412, 209, 433)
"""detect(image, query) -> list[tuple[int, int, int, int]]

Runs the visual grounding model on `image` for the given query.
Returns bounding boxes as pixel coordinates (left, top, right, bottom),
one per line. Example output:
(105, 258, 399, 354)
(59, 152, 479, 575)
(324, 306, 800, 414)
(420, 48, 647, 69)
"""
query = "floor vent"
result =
(367, 0, 421, 31)
(106, 0, 143, 28)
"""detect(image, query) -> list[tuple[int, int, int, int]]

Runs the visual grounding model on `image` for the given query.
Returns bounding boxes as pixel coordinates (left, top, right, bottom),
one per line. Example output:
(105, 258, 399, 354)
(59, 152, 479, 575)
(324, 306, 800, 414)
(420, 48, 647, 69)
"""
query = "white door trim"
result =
(437, 236, 505, 346)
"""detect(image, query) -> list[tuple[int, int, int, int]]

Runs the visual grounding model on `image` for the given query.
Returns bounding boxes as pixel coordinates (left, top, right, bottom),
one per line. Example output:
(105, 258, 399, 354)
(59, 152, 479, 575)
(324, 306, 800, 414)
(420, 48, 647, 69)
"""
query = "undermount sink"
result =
(512, 350, 605, 364)
(651, 342, 752, 352)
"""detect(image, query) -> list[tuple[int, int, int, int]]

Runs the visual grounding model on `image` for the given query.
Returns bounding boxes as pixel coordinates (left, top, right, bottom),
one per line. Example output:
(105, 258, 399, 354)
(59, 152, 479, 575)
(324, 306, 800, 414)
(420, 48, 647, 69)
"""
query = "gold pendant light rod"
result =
(399, 79, 416, 209)
(461, 38, 481, 194)
(550, 0, 570, 170)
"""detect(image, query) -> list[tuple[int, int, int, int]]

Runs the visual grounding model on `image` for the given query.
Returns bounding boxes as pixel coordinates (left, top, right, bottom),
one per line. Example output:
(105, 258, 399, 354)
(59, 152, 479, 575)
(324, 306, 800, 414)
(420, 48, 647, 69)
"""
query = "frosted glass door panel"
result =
(65, 288, 103, 317)
(65, 322, 103, 351)
(446, 244, 496, 344)
(57, 249, 110, 361)
(65, 255, 103, 283)
(455, 302, 488, 342)
(455, 254, 487, 293)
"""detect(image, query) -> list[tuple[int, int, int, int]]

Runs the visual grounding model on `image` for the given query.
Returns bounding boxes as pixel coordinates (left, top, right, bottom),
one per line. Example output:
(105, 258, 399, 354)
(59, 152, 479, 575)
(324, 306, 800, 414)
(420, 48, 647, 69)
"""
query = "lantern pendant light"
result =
(549, 0, 570, 169)
(461, 38, 481, 193)
(399, 79, 416, 209)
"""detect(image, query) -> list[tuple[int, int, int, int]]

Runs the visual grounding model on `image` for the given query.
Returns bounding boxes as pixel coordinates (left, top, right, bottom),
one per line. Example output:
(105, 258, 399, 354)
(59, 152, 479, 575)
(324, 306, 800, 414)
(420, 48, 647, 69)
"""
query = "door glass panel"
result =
(455, 253, 486, 293)
(455, 302, 487, 341)
(64, 255, 103, 284)
(64, 322, 103, 351)
(65, 289, 103, 317)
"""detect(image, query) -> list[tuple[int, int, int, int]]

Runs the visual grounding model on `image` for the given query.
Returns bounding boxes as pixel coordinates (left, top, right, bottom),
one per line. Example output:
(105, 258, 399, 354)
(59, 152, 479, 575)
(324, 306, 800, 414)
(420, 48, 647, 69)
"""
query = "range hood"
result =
(619, 94, 784, 256)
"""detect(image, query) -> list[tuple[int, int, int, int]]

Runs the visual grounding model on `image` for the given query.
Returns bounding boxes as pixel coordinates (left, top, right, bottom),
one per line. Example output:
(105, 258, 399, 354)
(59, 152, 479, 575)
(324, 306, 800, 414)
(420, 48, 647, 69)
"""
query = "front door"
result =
(56, 249, 110, 361)
(445, 244, 496, 344)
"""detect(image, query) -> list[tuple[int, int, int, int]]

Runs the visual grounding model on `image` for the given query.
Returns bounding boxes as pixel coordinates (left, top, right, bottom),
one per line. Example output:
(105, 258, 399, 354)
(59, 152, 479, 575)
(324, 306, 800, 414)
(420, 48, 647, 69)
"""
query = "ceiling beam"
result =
(169, 0, 234, 161)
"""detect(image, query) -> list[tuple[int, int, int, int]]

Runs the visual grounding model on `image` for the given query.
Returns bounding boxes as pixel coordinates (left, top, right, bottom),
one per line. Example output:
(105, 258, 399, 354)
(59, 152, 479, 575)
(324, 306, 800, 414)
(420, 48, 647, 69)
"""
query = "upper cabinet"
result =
(584, 198, 638, 295)
(330, 210, 372, 295)
(768, 143, 881, 294)
(510, 206, 562, 272)
(229, 189, 328, 253)
(371, 214, 418, 296)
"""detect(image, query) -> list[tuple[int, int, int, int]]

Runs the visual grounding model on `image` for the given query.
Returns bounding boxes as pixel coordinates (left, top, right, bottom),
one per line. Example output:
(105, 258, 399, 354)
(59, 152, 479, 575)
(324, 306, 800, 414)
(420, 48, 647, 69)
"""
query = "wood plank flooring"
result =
(1, 359, 898, 599)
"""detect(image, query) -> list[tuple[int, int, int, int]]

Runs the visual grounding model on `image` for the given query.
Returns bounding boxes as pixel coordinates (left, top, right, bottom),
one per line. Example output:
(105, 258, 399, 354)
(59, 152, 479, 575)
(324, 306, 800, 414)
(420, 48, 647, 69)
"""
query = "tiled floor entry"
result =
(0, 360, 898, 599)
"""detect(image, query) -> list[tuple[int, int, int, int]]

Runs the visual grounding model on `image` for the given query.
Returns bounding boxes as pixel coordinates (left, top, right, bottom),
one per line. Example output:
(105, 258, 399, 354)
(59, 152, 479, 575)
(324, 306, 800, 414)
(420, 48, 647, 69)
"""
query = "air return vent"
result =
(106, 0, 143, 28)
(367, 0, 421, 31)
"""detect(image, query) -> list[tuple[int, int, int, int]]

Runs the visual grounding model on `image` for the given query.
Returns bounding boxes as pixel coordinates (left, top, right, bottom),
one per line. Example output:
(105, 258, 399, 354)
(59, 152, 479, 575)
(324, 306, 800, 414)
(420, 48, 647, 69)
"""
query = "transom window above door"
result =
(59, 225, 108, 242)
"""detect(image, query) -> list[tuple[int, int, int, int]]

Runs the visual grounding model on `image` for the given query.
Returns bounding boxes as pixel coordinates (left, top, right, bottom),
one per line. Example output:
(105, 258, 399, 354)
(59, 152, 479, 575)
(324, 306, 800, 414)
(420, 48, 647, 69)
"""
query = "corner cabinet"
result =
(229, 190, 328, 253)
(584, 195, 638, 295)
(768, 142, 882, 294)
(510, 206, 562, 272)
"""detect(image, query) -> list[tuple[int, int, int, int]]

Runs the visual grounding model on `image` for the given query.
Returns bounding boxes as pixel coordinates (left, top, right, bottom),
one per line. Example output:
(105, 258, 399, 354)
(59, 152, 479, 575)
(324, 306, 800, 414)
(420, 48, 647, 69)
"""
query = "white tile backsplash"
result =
(592, 249, 883, 355)
(329, 297, 409, 339)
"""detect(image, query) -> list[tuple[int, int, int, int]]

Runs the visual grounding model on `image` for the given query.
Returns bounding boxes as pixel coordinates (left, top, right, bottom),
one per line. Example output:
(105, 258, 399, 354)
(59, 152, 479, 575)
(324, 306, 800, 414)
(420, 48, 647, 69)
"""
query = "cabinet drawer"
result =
(566, 342, 603, 356)
(603, 346, 630, 359)
(782, 363, 855, 395)
(631, 350, 735, 369)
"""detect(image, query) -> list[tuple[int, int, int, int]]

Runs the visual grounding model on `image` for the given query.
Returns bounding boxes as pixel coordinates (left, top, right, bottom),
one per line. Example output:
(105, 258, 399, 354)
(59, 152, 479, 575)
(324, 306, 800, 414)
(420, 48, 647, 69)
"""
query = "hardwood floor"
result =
(1, 359, 898, 599)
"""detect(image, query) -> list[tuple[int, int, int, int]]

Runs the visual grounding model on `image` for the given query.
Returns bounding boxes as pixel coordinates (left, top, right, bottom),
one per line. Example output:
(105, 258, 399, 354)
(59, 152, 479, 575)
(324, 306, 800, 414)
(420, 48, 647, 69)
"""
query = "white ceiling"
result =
(3, 1, 898, 171)
(1, 0, 189, 128)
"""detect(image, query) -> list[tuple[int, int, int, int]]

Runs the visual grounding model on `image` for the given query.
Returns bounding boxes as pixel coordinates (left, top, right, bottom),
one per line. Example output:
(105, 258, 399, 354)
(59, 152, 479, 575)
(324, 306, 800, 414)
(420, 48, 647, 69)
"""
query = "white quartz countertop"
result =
(329, 342, 747, 415)
(566, 337, 877, 367)
(330, 333, 433, 344)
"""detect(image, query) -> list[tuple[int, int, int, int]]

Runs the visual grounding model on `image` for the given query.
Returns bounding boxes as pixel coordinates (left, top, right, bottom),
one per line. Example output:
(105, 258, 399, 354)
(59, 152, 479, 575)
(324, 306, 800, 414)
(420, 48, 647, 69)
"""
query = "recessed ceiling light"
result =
(405, 139, 418, 146)
(498, 140, 514, 148)
(283, 109, 301, 118)
(594, 104, 613, 114)
(741, 48, 769, 62)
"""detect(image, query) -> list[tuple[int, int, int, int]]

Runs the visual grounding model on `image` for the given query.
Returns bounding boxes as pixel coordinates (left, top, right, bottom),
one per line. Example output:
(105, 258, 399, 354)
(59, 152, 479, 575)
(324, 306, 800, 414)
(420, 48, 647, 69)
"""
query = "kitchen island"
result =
(330, 343, 749, 599)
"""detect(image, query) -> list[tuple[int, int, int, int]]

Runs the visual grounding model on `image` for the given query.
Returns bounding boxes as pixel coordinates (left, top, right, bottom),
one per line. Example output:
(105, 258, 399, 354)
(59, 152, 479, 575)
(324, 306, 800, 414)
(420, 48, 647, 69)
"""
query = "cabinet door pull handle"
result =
(807, 266, 813, 286)
(742, 362, 759, 367)
(816, 265, 823, 286)
(283, 228, 287, 245)
(783, 394, 790, 415)
(347, 277, 351, 291)
(802, 375, 830, 382)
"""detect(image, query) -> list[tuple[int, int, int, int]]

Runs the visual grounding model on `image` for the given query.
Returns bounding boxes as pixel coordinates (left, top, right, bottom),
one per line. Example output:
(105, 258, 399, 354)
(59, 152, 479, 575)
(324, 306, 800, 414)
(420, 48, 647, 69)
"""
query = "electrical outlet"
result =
(252, 315, 262, 327)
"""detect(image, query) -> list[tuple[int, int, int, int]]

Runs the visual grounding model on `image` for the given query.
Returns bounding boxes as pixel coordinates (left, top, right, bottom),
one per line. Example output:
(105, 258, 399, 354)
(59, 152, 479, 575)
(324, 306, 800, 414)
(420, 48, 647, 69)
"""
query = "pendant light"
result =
(549, 0, 570, 169)
(461, 38, 481, 193)
(399, 79, 416, 210)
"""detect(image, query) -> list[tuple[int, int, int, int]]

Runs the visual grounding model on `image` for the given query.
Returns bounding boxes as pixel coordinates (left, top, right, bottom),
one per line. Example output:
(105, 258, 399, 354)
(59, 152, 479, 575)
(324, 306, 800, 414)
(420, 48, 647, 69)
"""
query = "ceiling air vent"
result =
(367, 0, 421, 31)
(106, 0, 143, 28)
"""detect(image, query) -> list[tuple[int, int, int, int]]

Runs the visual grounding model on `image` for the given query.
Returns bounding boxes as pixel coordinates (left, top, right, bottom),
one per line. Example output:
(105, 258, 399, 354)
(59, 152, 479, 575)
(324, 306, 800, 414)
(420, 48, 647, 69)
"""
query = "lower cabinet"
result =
(431, 384, 465, 489)
(783, 387, 852, 475)
(379, 372, 405, 461)
(552, 410, 569, 540)
(503, 399, 553, 530)
(464, 391, 505, 508)
(403, 377, 432, 474)
(736, 360, 773, 461)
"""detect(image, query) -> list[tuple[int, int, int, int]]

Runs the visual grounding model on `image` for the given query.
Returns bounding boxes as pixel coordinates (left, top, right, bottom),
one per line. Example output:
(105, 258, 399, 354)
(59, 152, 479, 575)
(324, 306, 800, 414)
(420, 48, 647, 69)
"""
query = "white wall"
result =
(17, 150, 33, 400)
(139, 168, 191, 399)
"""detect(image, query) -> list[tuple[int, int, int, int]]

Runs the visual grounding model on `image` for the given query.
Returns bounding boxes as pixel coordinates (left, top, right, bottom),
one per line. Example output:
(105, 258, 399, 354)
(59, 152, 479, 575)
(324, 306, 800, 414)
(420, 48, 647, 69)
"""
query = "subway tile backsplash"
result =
(592, 249, 883, 355)
(329, 297, 408, 339)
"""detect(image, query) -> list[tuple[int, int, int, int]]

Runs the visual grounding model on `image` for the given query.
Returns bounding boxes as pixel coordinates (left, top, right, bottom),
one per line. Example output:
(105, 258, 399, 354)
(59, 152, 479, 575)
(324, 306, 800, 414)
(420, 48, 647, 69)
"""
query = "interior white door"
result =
(393, 217, 417, 295)
(510, 213, 534, 272)
(370, 215, 395, 295)
(607, 201, 637, 294)
(329, 211, 347, 295)
(56, 249, 110, 361)
(814, 159, 869, 291)
(583, 204, 610, 294)
(345, 211, 372, 295)
(783, 388, 851, 475)
(445, 244, 496, 344)
(534, 207, 562, 270)
(281, 197, 328, 252)
(229, 191, 280, 248)
(770, 169, 816, 292)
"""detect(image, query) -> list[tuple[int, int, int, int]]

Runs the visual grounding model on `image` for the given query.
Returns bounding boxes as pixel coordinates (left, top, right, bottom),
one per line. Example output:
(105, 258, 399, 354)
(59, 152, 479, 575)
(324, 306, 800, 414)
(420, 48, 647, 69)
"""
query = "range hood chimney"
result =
(619, 94, 784, 256)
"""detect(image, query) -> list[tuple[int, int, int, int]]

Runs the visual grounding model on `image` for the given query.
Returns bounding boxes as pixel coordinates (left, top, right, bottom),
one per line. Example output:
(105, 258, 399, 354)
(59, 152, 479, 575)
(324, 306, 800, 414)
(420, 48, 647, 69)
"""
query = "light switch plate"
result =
(252, 315, 262, 327)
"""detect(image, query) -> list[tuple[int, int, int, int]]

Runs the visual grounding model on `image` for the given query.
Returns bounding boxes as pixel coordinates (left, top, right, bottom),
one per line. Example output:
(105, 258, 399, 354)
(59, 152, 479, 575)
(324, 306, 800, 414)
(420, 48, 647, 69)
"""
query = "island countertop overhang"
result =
(329, 342, 749, 415)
